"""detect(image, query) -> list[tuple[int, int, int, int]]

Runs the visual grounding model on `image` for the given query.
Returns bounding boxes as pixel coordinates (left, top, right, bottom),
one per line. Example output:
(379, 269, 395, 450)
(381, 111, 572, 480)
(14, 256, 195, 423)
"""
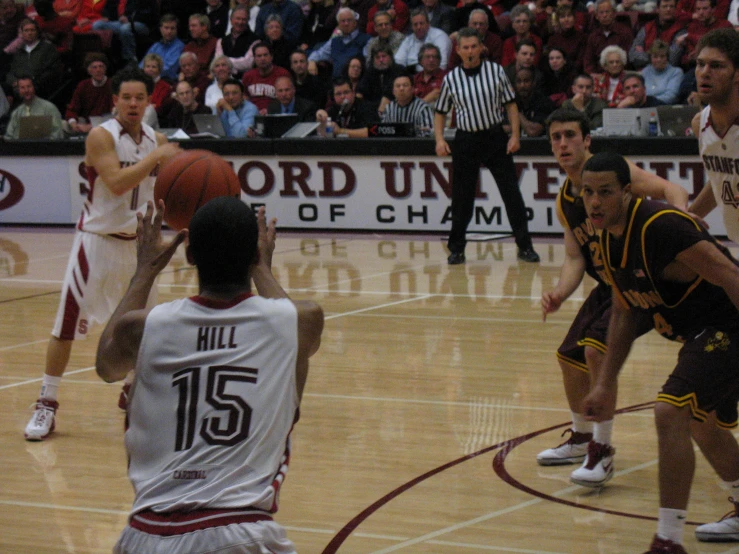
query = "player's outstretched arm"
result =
(582, 295, 637, 422)
(251, 207, 324, 399)
(675, 241, 739, 311)
(85, 127, 182, 197)
(96, 201, 187, 382)
(543, 225, 586, 321)
(628, 160, 689, 211)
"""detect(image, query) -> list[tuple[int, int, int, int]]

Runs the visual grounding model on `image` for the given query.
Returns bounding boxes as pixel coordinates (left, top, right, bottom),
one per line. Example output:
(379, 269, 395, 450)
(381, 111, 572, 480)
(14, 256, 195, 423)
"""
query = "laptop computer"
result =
(191, 114, 226, 138)
(368, 122, 416, 138)
(18, 115, 53, 139)
(282, 121, 320, 138)
(656, 105, 700, 137)
(255, 114, 299, 138)
(602, 108, 651, 137)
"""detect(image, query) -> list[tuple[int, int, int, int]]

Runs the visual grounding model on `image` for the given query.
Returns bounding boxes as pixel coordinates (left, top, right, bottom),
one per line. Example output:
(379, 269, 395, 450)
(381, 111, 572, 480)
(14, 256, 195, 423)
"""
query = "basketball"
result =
(154, 150, 241, 231)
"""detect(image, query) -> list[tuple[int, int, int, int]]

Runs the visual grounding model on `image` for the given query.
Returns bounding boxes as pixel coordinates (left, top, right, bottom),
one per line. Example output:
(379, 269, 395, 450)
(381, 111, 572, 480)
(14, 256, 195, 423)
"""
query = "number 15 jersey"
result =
(125, 293, 299, 516)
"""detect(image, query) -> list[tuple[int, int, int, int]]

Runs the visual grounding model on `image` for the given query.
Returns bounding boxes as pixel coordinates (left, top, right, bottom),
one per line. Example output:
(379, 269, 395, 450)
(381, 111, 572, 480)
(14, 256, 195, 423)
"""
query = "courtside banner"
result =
(0, 157, 72, 223)
(0, 155, 723, 236)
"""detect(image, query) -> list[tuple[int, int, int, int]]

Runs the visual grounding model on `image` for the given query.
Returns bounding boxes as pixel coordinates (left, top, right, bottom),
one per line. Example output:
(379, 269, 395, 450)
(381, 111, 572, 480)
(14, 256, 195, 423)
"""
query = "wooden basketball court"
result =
(1, 227, 738, 553)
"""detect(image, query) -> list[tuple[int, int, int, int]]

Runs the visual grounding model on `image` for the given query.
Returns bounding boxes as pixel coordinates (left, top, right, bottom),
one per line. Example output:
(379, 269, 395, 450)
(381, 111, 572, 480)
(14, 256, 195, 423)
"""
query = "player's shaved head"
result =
(188, 197, 258, 289)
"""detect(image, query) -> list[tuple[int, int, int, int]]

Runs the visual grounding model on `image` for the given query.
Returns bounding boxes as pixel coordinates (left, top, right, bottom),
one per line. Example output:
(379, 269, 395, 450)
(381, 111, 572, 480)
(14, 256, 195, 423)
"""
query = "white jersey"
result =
(699, 106, 739, 243)
(126, 293, 299, 516)
(78, 118, 159, 237)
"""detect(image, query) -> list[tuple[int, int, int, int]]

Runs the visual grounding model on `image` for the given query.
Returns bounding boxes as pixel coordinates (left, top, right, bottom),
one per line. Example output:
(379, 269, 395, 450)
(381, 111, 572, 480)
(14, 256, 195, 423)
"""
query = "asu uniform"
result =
(115, 293, 299, 554)
(698, 106, 739, 243)
(53, 119, 159, 340)
(601, 197, 739, 428)
(555, 179, 651, 371)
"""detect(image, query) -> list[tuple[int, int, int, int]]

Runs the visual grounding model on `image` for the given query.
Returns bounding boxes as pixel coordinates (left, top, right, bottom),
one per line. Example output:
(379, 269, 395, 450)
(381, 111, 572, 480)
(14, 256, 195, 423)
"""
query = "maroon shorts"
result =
(658, 326, 739, 428)
(557, 283, 652, 372)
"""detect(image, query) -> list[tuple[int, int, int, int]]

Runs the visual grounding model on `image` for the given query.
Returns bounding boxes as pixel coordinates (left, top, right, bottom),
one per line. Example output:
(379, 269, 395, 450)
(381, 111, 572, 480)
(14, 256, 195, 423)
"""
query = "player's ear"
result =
(185, 244, 195, 265)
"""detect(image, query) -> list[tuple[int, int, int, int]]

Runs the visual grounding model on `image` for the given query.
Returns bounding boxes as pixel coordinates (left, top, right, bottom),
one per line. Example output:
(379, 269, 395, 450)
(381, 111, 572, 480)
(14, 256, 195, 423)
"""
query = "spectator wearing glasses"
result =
(308, 8, 370, 78)
(166, 80, 211, 134)
(592, 45, 627, 107)
(363, 11, 404, 61)
(413, 43, 445, 105)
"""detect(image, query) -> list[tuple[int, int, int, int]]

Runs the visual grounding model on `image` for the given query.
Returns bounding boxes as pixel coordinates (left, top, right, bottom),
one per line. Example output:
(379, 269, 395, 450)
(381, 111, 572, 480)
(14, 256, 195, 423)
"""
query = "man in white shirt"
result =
(394, 7, 452, 72)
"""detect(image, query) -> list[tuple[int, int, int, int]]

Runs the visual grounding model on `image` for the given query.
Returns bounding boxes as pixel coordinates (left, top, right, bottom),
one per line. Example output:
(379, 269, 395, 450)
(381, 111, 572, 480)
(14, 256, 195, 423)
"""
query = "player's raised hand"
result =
(135, 200, 187, 277)
(257, 206, 277, 269)
(541, 291, 563, 321)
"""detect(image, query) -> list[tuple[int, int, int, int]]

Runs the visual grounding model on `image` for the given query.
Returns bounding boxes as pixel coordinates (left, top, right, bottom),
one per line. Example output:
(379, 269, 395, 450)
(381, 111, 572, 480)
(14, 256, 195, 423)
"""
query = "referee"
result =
(435, 27, 539, 265)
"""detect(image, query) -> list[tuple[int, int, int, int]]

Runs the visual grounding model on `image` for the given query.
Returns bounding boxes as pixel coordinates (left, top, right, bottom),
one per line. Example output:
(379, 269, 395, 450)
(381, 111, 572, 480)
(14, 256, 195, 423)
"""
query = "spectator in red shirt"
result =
(628, 0, 690, 69)
(71, 0, 106, 33)
(34, 0, 74, 55)
(53, 0, 81, 19)
(366, 0, 409, 35)
(241, 40, 290, 113)
(63, 52, 111, 135)
(141, 53, 172, 111)
(676, 0, 729, 21)
(675, 0, 732, 67)
(413, 43, 445, 103)
(183, 13, 219, 69)
(582, 0, 634, 74)
(547, 6, 588, 71)
(0, 0, 27, 53)
(502, 5, 543, 67)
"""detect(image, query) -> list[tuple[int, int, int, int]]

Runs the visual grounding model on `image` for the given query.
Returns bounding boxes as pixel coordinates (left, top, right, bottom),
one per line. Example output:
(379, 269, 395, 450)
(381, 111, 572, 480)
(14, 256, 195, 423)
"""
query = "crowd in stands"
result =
(0, 0, 735, 139)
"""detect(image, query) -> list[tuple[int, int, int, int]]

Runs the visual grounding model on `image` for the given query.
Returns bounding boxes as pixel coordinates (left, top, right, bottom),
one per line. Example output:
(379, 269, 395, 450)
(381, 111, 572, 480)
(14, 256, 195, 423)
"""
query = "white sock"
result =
(657, 507, 687, 544)
(593, 419, 614, 446)
(39, 375, 62, 401)
(571, 411, 593, 435)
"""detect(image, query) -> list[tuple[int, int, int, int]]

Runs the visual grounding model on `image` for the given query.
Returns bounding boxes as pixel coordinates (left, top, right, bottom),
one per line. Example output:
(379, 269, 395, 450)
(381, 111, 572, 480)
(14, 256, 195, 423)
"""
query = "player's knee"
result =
(654, 401, 691, 433)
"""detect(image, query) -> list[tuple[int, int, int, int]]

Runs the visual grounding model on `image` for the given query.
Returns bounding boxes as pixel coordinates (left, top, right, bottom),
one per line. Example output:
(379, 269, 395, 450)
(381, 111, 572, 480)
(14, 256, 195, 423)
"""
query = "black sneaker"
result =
(447, 251, 466, 265)
(517, 247, 540, 263)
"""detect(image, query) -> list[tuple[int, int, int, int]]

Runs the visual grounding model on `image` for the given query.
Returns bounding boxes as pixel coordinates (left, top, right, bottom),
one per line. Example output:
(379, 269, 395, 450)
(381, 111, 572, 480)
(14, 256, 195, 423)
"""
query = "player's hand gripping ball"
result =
(154, 149, 242, 231)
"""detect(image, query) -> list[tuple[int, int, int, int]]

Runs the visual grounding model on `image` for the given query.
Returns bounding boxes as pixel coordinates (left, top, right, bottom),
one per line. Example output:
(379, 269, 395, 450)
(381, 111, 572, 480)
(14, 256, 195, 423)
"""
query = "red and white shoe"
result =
(24, 398, 59, 441)
(570, 440, 615, 487)
(537, 429, 592, 466)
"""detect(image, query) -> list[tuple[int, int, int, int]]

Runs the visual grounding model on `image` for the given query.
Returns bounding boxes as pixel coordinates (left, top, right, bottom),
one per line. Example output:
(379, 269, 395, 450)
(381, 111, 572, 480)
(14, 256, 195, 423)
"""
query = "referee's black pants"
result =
(447, 127, 533, 255)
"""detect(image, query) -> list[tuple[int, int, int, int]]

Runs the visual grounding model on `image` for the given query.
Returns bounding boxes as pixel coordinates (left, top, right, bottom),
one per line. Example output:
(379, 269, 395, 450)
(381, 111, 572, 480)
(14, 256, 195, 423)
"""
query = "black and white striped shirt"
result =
(382, 97, 435, 137)
(435, 60, 515, 132)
